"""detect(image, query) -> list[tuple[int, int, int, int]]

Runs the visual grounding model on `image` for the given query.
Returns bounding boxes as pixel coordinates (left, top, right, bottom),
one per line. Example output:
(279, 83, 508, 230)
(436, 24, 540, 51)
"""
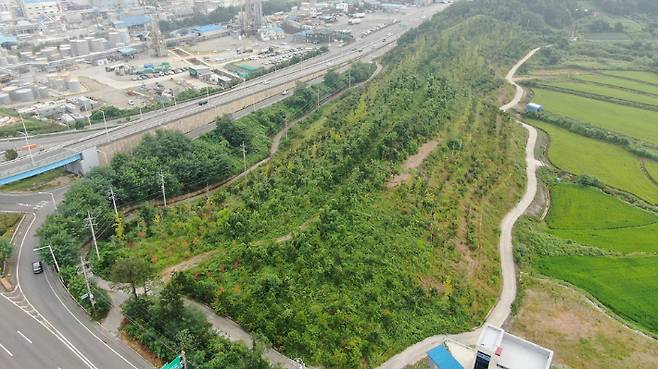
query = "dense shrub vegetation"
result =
(122, 278, 272, 369)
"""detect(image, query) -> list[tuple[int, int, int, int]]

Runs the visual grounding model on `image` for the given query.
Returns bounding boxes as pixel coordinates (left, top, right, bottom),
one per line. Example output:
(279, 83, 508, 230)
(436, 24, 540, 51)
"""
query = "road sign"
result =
(80, 292, 89, 300)
(160, 356, 183, 369)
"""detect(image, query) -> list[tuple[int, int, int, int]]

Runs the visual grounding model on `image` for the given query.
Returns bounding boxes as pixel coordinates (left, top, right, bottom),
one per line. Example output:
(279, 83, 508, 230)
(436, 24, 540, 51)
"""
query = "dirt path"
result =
(387, 140, 439, 188)
(375, 47, 543, 369)
(160, 250, 220, 282)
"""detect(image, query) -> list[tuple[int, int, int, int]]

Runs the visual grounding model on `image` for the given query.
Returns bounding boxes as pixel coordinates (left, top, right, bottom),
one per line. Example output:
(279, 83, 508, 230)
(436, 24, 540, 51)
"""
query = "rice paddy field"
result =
(536, 255, 658, 335)
(547, 184, 658, 254)
(647, 160, 658, 183)
(542, 80, 658, 107)
(574, 74, 658, 96)
(529, 119, 658, 203)
(603, 70, 658, 85)
(531, 88, 658, 146)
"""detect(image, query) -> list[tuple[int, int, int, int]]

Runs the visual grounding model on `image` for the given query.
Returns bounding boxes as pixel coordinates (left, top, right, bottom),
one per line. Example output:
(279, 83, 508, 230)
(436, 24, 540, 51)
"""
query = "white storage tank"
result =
(59, 44, 72, 58)
(108, 32, 120, 47)
(3, 85, 19, 100)
(71, 39, 89, 56)
(14, 88, 34, 102)
(67, 79, 82, 92)
(119, 29, 130, 45)
(0, 93, 11, 105)
(37, 86, 50, 98)
(90, 38, 106, 52)
(49, 77, 66, 90)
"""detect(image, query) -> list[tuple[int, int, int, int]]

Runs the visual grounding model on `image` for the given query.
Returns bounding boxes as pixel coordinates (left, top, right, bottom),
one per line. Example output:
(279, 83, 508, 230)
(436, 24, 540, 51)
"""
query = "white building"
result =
(427, 325, 553, 369)
(258, 25, 284, 41)
(21, 0, 61, 19)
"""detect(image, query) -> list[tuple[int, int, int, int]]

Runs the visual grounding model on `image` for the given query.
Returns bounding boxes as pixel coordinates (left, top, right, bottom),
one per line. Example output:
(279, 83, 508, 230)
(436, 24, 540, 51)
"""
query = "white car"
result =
(281, 90, 289, 95)
(262, 80, 271, 85)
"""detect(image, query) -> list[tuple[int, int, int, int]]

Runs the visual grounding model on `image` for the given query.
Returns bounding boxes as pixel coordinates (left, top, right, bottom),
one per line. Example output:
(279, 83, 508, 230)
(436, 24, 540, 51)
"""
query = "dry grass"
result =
(509, 277, 658, 369)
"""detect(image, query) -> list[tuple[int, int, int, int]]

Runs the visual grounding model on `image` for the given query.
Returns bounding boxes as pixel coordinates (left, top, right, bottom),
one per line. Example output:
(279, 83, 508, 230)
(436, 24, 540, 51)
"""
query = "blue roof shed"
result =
(427, 346, 463, 369)
(192, 24, 224, 34)
(113, 15, 150, 28)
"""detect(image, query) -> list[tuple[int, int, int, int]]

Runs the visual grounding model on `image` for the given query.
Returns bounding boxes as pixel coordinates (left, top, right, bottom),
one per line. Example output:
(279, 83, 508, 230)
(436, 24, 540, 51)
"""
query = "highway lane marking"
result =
(43, 269, 140, 369)
(13, 212, 99, 369)
(0, 342, 13, 357)
(17, 330, 32, 344)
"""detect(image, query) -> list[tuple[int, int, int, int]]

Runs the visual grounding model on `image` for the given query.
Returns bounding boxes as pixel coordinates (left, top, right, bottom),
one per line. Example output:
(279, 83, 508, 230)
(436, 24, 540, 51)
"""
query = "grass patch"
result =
(536, 255, 658, 335)
(646, 160, 658, 183)
(531, 88, 658, 146)
(0, 213, 21, 238)
(509, 277, 658, 369)
(542, 80, 658, 107)
(574, 74, 658, 96)
(0, 168, 77, 192)
(603, 70, 658, 85)
(529, 119, 658, 203)
(547, 183, 656, 230)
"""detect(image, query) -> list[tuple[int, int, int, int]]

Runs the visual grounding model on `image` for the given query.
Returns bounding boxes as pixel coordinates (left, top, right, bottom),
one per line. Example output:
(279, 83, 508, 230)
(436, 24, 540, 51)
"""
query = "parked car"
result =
(32, 261, 43, 274)
(198, 100, 208, 106)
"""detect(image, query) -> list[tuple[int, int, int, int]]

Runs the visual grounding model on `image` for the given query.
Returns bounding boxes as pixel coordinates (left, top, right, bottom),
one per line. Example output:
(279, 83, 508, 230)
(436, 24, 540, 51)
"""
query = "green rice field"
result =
(537, 255, 658, 334)
(531, 89, 658, 146)
(574, 74, 658, 96)
(547, 184, 658, 253)
(543, 80, 658, 107)
(647, 160, 658, 183)
(601, 70, 658, 85)
(530, 120, 658, 203)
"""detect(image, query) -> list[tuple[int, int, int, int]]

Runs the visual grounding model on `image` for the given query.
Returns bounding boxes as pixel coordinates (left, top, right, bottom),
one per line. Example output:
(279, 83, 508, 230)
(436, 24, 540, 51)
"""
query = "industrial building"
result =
(20, 0, 61, 19)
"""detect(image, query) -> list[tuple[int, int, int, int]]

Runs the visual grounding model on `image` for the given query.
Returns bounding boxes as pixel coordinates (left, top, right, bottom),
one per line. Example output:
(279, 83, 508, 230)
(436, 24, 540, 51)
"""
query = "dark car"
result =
(198, 100, 208, 106)
(32, 261, 43, 274)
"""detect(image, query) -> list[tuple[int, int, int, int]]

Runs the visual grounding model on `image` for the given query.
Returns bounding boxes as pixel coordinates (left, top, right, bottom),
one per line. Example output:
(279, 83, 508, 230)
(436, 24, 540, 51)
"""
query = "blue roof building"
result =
(0, 35, 18, 45)
(427, 346, 464, 369)
(192, 24, 224, 34)
(113, 15, 150, 28)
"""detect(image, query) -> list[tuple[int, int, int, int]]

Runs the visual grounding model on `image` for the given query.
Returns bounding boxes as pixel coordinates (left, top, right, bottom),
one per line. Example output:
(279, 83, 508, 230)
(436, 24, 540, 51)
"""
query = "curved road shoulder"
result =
(375, 47, 542, 369)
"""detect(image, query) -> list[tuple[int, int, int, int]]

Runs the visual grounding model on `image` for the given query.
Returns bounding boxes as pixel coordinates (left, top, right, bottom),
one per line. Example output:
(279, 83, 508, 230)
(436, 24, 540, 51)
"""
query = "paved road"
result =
(0, 190, 154, 369)
(0, 289, 98, 369)
(374, 47, 543, 369)
(0, 4, 450, 177)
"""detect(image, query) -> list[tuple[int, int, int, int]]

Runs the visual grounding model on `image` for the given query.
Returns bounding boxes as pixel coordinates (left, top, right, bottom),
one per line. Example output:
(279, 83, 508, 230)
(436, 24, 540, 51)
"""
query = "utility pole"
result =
(240, 142, 247, 171)
(86, 211, 100, 259)
(317, 89, 320, 108)
(109, 188, 118, 216)
(33, 245, 60, 273)
(181, 351, 187, 369)
(160, 171, 167, 207)
(80, 256, 96, 313)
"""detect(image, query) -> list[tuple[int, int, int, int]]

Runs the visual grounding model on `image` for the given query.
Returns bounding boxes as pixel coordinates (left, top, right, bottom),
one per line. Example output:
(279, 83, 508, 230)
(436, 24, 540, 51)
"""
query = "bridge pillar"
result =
(65, 147, 101, 175)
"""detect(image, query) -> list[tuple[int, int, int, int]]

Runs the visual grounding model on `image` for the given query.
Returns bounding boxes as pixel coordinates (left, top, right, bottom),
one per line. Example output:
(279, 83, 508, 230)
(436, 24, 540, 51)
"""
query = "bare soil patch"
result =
(509, 277, 658, 369)
(387, 139, 439, 188)
(161, 249, 219, 282)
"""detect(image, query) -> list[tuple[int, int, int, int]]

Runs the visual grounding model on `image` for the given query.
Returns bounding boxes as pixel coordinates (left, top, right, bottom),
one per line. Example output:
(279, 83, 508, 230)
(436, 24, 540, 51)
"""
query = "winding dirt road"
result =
(375, 47, 542, 369)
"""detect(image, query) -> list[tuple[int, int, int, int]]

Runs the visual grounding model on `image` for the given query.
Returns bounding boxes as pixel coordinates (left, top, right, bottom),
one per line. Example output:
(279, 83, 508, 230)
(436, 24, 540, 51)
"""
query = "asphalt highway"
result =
(0, 4, 450, 178)
(1, 190, 154, 369)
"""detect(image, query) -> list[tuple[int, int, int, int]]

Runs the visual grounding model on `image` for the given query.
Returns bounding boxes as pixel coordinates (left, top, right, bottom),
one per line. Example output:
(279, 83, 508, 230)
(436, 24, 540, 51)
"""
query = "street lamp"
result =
(38, 191, 57, 210)
(99, 110, 109, 141)
(34, 245, 60, 273)
(16, 130, 35, 166)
